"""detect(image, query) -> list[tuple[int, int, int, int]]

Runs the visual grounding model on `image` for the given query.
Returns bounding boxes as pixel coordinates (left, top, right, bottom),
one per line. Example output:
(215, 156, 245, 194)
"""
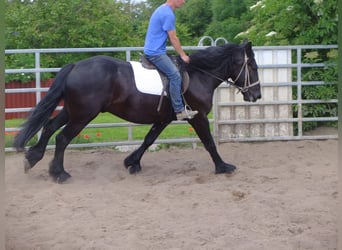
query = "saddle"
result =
(140, 54, 190, 95)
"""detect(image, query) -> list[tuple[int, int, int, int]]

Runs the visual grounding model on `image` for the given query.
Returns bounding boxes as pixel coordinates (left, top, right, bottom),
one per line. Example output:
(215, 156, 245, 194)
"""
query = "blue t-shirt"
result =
(144, 4, 175, 56)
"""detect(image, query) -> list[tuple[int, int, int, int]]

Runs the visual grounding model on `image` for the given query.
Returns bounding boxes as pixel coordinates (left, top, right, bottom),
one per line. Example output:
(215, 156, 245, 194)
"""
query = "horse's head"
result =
(229, 39, 261, 102)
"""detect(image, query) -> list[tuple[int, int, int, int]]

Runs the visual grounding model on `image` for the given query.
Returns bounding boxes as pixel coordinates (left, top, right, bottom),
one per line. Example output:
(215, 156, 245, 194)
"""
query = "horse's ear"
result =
(243, 40, 253, 57)
(243, 38, 249, 44)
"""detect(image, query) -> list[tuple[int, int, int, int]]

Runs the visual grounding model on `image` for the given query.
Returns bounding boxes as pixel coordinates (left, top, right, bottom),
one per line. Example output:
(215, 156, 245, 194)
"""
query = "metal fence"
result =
(215, 45, 338, 142)
(4, 45, 338, 152)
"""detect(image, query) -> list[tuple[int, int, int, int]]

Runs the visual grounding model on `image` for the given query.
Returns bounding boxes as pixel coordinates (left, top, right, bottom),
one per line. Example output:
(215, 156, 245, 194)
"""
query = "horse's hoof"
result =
(128, 164, 142, 174)
(25, 149, 43, 169)
(215, 163, 236, 174)
(124, 157, 134, 168)
(23, 159, 32, 173)
(51, 171, 72, 183)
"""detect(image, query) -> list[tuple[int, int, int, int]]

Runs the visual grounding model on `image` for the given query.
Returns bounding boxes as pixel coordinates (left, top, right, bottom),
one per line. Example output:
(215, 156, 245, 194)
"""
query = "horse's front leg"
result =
(189, 116, 236, 174)
(124, 121, 170, 174)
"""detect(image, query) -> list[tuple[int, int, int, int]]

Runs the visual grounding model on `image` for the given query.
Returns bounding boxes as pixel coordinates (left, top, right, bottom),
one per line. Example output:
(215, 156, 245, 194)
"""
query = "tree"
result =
(239, 0, 337, 45)
(134, 0, 194, 46)
(146, 0, 164, 9)
(6, 0, 139, 49)
(203, 0, 255, 43)
(177, 0, 212, 40)
(5, 0, 145, 81)
(238, 0, 338, 131)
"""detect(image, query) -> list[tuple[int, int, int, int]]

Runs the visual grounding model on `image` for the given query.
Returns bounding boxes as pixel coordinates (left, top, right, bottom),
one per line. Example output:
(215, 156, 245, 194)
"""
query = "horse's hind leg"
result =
(124, 121, 170, 174)
(25, 109, 68, 172)
(49, 120, 90, 183)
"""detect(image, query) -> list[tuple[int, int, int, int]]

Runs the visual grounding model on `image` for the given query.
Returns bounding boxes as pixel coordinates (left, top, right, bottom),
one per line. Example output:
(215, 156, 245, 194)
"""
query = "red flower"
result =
(83, 134, 90, 139)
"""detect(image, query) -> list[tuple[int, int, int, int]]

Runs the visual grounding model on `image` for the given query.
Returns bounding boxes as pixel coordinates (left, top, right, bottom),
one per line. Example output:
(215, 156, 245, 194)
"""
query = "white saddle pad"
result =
(130, 61, 166, 96)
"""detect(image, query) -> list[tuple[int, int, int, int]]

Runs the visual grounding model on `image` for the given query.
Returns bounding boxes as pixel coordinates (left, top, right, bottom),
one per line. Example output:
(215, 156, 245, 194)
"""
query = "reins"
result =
(189, 51, 260, 93)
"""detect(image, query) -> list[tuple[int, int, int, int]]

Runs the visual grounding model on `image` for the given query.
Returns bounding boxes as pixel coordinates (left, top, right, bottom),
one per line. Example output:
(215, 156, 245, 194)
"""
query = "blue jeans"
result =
(145, 54, 184, 113)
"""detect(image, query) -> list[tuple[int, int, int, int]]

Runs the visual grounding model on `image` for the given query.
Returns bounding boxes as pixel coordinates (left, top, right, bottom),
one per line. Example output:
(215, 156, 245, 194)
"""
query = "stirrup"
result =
(176, 106, 198, 120)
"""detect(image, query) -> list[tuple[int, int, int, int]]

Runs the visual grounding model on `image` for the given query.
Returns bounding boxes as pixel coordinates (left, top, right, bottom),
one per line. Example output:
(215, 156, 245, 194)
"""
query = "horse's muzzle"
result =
(243, 90, 262, 102)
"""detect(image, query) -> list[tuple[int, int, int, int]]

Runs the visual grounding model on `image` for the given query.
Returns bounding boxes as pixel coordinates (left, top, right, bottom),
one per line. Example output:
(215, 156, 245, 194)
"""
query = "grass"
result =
(5, 112, 211, 148)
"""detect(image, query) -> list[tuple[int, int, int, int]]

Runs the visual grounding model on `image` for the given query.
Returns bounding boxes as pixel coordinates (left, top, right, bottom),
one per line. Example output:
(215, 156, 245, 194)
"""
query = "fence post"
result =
(35, 52, 41, 104)
(126, 50, 131, 62)
(213, 87, 220, 145)
(296, 48, 303, 137)
(35, 52, 42, 139)
(125, 49, 133, 143)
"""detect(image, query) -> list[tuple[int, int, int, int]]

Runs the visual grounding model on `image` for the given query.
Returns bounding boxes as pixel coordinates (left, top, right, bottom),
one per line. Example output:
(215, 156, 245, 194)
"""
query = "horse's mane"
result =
(189, 43, 241, 70)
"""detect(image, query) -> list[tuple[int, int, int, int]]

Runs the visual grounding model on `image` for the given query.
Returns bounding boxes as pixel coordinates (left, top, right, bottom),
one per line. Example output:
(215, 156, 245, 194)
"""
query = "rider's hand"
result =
(181, 54, 190, 63)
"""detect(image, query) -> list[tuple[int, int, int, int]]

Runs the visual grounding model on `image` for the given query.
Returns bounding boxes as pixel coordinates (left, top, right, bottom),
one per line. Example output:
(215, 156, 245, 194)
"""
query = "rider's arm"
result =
(168, 30, 190, 63)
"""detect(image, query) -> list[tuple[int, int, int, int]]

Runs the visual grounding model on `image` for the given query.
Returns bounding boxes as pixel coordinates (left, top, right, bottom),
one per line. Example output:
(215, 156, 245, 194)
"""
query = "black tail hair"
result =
(13, 63, 74, 151)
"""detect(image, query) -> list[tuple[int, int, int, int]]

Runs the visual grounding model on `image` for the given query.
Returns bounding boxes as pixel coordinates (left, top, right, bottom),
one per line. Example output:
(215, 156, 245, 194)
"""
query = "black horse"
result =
(13, 40, 261, 183)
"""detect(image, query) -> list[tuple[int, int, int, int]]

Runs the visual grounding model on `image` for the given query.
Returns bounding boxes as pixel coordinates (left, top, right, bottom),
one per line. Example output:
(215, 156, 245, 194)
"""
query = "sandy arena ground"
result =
(5, 140, 338, 250)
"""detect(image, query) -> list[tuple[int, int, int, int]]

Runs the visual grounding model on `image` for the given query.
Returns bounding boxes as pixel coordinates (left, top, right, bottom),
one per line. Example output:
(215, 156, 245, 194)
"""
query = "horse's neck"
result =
(192, 71, 222, 94)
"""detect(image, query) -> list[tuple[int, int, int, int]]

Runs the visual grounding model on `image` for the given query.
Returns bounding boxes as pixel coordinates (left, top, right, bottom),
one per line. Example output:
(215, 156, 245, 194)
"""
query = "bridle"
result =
(227, 52, 260, 93)
(190, 51, 260, 93)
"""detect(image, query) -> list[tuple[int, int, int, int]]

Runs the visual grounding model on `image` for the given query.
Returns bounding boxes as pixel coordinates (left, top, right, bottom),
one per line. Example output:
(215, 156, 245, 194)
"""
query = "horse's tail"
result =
(13, 63, 75, 152)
